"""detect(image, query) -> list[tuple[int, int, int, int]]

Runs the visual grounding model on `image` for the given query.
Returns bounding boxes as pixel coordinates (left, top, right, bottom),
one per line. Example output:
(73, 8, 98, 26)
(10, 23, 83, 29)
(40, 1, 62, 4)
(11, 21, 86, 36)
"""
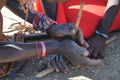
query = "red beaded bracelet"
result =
(36, 42, 46, 59)
(40, 42, 46, 57)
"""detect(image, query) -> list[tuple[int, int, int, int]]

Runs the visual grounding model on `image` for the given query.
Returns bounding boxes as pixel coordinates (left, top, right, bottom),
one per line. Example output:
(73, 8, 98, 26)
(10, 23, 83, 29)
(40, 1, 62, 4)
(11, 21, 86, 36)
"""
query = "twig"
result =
(35, 67, 54, 78)
(75, 0, 84, 32)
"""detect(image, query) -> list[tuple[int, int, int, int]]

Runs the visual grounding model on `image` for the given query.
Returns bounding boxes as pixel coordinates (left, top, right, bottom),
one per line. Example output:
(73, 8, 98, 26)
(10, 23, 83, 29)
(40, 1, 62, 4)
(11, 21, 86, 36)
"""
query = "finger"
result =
(77, 28, 84, 44)
(59, 54, 69, 73)
(98, 51, 104, 59)
(92, 50, 99, 59)
(55, 55, 66, 73)
(81, 57, 104, 67)
(98, 54, 104, 59)
(87, 58, 104, 67)
(77, 46, 89, 57)
(88, 47, 94, 57)
(70, 51, 104, 66)
(51, 59, 60, 72)
(64, 23, 76, 37)
(82, 40, 89, 48)
(46, 55, 56, 66)
(76, 29, 84, 45)
(76, 29, 89, 48)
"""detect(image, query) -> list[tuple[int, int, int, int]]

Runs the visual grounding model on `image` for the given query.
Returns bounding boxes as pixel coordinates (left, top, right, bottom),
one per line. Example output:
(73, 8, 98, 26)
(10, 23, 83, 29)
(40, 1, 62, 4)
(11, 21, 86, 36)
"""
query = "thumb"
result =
(85, 58, 104, 67)
(82, 40, 89, 49)
(78, 46, 89, 57)
(76, 29, 89, 48)
(78, 56, 104, 67)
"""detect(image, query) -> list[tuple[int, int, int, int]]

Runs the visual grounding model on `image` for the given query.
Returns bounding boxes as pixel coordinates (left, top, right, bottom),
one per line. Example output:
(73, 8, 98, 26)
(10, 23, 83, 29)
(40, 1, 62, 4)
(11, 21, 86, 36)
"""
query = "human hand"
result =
(42, 54, 69, 73)
(87, 34, 107, 59)
(48, 23, 89, 48)
(57, 39, 104, 66)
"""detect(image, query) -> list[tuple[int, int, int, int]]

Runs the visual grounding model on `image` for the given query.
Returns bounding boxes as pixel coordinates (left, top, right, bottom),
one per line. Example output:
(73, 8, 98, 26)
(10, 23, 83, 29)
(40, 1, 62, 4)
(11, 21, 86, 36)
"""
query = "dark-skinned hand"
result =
(57, 39, 104, 66)
(87, 34, 107, 59)
(42, 54, 69, 73)
(48, 23, 89, 48)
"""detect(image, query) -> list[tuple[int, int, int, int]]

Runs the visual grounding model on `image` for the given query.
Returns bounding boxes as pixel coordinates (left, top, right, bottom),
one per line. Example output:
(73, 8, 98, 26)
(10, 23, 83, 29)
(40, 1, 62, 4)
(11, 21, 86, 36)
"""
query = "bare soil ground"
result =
(2, 7, 120, 80)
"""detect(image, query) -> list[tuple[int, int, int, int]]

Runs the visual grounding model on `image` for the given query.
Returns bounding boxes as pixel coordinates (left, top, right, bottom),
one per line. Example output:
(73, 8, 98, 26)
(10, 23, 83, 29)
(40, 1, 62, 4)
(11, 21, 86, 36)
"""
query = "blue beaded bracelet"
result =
(95, 30, 109, 39)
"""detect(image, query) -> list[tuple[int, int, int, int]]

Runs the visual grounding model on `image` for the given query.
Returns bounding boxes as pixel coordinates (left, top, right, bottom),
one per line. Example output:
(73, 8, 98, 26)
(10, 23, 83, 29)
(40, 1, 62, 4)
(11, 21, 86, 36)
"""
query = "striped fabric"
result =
(33, 13, 57, 32)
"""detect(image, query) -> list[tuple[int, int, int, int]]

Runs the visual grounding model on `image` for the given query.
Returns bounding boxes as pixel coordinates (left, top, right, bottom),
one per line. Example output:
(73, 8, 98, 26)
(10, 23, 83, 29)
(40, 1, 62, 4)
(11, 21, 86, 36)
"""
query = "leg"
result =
(0, 0, 7, 35)
(0, 0, 8, 41)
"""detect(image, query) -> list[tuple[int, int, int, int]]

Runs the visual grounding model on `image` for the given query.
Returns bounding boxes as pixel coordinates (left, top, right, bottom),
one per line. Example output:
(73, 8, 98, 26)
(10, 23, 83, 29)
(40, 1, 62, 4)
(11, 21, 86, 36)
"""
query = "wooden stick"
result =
(75, 0, 84, 32)
(35, 67, 54, 78)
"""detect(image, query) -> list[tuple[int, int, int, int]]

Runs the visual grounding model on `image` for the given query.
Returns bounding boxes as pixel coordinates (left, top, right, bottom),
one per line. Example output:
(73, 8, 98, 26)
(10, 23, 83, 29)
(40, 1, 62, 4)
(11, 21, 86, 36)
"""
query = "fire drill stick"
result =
(75, 0, 84, 32)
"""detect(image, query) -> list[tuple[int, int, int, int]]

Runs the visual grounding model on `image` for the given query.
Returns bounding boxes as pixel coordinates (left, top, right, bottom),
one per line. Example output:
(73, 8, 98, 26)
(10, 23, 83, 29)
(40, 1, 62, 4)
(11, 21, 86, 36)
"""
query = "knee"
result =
(0, 0, 7, 10)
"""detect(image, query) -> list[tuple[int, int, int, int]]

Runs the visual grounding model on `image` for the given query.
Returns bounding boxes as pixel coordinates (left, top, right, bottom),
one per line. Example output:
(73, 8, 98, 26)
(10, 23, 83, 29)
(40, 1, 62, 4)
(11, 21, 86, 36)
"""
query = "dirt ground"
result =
(2, 7, 120, 80)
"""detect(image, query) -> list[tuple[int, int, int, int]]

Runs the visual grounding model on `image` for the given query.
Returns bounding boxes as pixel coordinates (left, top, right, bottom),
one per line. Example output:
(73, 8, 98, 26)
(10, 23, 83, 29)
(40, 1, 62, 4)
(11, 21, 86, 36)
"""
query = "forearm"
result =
(0, 42, 37, 63)
(97, 0, 120, 34)
(105, 0, 119, 11)
(0, 41, 59, 63)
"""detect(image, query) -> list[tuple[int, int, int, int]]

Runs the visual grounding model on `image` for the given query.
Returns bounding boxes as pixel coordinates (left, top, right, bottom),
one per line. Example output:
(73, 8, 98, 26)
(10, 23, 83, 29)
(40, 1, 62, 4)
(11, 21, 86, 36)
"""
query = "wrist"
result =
(95, 30, 109, 39)
(36, 40, 60, 59)
(36, 42, 47, 59)
(33, 13, 57, 32)
(45, 40, 60, 54)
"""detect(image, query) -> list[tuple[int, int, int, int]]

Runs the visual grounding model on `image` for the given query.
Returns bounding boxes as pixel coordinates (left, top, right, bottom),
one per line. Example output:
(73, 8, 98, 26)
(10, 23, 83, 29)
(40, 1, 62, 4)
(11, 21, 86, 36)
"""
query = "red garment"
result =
(36, 0, 43, 13)
(56, 0, 120, 39)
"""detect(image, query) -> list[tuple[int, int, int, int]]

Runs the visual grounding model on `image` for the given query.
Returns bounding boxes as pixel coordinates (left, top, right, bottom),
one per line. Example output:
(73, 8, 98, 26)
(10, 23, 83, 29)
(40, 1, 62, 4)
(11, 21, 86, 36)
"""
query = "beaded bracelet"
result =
(40, 42, 46, 57)
(95, 30, 109, 39)
(36, 42, 46, 59)
(33, 13, 57, 32)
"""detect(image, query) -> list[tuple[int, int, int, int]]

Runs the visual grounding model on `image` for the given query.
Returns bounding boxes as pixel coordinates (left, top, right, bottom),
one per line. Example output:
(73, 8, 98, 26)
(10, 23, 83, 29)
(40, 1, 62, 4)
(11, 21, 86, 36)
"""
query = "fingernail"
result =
(64, 71, 68, 74)
(84, 50, 89, 57)
(56, 69, 60, 72)
(66, 68, 69, 71)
